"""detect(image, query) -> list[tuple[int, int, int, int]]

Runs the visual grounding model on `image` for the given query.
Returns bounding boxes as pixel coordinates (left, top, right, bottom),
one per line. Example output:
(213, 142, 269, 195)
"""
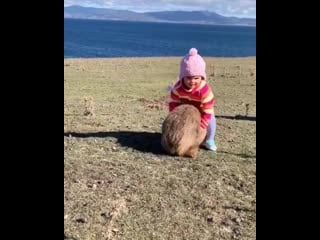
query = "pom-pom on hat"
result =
(179, 48, 206, 80)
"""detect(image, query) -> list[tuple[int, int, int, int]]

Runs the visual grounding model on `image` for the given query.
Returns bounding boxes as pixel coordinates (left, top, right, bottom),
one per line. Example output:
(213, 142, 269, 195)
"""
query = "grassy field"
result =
(64, 57, 256, 240)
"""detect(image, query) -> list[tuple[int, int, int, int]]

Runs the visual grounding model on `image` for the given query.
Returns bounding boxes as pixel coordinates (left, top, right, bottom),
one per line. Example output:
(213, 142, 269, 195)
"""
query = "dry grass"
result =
(64, 57, 256, 240)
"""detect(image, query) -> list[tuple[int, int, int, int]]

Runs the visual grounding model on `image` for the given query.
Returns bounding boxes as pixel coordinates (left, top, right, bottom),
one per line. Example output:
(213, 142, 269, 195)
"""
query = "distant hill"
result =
(64, 5, 256, 26)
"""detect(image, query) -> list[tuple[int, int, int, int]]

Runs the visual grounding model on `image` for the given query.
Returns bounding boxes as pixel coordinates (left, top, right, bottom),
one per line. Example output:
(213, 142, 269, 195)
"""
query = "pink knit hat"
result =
(179, 48, 206, 80)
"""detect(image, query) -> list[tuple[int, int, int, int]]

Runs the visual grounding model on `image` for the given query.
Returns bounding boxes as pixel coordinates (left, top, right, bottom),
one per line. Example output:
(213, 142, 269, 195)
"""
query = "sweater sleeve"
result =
(169, 89, 181, 112)
(199, 84, 215, 129)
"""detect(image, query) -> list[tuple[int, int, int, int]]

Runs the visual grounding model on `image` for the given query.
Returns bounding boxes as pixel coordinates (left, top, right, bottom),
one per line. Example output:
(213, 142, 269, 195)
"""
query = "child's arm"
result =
(169, 89, 181, 111)
(200, 85, 215, 129)
(200, 110, 214, 129)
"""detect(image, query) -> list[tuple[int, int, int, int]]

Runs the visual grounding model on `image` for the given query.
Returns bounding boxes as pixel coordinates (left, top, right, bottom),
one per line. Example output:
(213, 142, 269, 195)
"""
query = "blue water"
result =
(64, 18, 256, 58)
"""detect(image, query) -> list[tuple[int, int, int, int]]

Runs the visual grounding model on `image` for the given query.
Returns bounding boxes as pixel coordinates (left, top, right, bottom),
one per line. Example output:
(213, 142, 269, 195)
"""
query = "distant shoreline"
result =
(64, 56, 256, 60)
(64, 17, 256, 27)
(64, 5, 255, 27)
(64, 55, 257, 59)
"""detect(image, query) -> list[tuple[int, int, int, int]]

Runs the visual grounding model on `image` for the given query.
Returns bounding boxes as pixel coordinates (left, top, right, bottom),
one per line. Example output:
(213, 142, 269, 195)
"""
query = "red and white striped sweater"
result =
(169, 80, 215, 129)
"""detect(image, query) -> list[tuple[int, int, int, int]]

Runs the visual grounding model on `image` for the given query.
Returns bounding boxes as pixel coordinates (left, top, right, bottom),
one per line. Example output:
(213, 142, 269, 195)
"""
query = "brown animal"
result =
(161, 104, 207, 158)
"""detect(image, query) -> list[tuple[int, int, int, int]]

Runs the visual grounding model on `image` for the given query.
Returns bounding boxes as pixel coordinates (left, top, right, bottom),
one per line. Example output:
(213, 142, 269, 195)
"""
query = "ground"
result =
(64, 57, 256, 240)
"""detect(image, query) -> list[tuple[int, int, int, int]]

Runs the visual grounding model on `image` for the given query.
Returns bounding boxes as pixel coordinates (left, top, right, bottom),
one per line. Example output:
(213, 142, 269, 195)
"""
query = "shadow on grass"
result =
(64, 131, 167, 155)
(216, 115, 256, 121)
(218, 150, 256, 159)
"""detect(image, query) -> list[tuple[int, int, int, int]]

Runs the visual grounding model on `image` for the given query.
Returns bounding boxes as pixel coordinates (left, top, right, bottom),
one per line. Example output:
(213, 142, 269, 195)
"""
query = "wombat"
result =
(161, 104, 206, 158)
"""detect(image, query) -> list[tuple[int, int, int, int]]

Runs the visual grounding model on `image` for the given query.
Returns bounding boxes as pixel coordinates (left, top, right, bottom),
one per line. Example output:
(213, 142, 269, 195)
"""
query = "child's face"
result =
(183, 76, 202, 89)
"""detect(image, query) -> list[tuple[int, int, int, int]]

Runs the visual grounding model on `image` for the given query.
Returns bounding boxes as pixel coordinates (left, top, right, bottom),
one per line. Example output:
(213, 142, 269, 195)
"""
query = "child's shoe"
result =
(203, 139, 217, 151)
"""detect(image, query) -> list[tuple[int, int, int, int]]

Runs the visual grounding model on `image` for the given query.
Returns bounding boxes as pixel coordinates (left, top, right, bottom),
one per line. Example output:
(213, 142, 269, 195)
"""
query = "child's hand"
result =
(166, 86, 173, 91)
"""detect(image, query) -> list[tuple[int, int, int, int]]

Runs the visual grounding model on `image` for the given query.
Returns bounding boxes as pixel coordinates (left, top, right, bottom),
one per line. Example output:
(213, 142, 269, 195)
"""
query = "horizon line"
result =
(64, 5, 256, 20)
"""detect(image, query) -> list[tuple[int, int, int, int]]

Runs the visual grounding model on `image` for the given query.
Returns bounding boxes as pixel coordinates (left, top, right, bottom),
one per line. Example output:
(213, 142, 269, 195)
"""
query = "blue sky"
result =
(64, 0, 256, 18)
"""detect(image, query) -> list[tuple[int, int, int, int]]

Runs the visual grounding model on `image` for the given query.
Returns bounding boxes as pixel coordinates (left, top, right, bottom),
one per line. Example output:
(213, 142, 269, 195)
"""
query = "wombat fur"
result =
(161, 104, 206, 158)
